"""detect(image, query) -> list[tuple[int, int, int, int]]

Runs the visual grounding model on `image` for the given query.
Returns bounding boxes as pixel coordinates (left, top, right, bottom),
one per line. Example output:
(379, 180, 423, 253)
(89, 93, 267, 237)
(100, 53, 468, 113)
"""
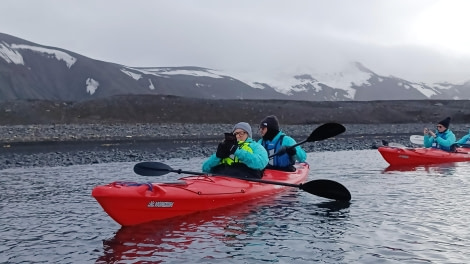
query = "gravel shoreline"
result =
(2, 123, 469, 170)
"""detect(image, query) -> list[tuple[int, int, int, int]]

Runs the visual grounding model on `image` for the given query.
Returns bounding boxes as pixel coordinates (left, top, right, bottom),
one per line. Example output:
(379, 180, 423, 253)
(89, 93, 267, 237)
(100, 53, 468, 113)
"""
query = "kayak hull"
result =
(92, 163, 309, 226)
(378, 146, 470, 166)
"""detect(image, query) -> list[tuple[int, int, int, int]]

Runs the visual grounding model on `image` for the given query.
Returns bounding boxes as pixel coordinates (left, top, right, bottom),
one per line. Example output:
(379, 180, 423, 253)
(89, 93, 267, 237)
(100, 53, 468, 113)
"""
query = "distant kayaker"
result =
(202, 122, 269, 179)
(258, 115, 307, 171)
(423, 117, 456, 151)
(456, 128, 470, 146)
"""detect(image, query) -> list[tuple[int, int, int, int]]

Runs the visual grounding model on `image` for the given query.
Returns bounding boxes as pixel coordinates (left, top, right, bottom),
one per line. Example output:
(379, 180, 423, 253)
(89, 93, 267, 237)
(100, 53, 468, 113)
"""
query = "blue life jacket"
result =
(431, 130, 453, 151)
(262, 134, 294, 168)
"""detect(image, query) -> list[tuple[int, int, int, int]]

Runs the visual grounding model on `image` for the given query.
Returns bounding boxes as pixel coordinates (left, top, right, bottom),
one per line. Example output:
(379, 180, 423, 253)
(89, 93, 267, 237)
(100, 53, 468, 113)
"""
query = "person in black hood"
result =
(423, 116, 456, 151)
(257, 115, 307, 171)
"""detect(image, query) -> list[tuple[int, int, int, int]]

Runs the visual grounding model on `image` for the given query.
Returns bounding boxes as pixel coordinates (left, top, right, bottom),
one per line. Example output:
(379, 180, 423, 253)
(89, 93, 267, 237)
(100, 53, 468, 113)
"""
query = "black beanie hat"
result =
(260, 115, 280, 131)
(438, 117, 451, 128)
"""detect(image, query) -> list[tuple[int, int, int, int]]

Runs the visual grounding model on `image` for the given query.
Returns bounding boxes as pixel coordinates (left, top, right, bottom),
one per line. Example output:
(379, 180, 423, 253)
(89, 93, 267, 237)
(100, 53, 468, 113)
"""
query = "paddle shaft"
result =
(141, 165, 300, 188)
(268, 139, 307, 158)
(288, 139, 307, 149)
(268, 123, 345, 158)
(133, 161, 352, 201)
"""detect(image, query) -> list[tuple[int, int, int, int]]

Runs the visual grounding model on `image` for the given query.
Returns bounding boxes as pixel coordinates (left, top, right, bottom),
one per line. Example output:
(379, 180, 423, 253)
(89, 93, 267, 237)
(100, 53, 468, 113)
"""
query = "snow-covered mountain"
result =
(1, 32, 469, 102)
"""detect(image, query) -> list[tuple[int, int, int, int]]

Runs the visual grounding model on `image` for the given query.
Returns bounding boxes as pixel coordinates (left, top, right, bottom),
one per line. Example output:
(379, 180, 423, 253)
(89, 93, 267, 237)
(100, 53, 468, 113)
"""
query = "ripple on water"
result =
(1, 150, 470, 263)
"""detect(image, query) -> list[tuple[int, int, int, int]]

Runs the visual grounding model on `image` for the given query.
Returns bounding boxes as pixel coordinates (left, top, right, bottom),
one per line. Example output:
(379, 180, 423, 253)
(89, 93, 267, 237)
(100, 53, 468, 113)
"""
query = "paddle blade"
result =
(410, 135, 424, 145)
(133, 162, 173, 176)
(300, 179, 351, 201)
(307, 123, 346, 143)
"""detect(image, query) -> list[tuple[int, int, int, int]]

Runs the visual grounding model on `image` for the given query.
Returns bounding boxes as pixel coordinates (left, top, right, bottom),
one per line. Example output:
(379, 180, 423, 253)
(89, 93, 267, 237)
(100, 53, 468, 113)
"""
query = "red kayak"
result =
(92, 163, 310, 226)
(378, 146, 470, 166)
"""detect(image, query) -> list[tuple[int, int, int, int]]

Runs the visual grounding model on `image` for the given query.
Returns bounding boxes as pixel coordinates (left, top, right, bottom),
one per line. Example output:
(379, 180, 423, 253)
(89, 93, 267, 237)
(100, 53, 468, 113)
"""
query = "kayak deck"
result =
(92, 163, 309, 226)
(378, 146, 470, 166)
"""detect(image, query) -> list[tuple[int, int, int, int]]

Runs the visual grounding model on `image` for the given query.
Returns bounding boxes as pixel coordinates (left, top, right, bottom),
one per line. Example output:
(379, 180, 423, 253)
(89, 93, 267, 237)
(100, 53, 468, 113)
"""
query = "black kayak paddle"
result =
(269, 122, 346, 157)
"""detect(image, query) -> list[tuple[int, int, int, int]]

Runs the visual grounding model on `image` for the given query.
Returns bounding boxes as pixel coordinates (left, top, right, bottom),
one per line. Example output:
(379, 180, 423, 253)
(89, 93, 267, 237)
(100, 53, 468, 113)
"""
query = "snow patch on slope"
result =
(430, 82, 454, 90)
(0, 42, 24, 64)
(125, 67, 226, 79)
(154, 69, 224, 78)
(121, 68, 142, 80)
(86, 78, 99, 95)
(227, 62, 372, 99)
(148, 79, 155, 90)
(409, 83, 437, 98)
(11, 44, 76, 68)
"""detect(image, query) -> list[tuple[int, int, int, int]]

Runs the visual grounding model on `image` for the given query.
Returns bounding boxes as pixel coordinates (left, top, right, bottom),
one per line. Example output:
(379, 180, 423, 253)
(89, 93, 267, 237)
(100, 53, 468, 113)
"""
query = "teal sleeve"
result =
(423, 134, 434, 148)
(457, 130, 470, 144)
(202, 154, 222, 173)
(436, 132, 456, 147)
(457, 135, 470, 144)
(233, 141, 268, 170)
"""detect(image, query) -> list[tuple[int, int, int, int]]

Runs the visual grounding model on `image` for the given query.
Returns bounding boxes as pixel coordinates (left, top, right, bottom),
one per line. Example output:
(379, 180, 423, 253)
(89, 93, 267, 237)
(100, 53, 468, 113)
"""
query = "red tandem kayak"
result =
(378, 146, 470, 166)
(92, 163, 310, 226)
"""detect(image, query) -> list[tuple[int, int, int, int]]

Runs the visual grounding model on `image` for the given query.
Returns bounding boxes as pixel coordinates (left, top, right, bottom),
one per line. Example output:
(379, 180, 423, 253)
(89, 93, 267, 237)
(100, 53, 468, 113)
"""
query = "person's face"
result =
(436, 124, 446, 132)
(233, 129, 248, 141)
(259, 126, 267, 136)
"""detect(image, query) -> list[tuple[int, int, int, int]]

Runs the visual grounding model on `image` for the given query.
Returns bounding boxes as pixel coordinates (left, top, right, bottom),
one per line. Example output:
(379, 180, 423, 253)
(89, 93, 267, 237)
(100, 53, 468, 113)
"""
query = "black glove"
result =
(224, 138, 238, 154)
(216, 141, 238, 158)
(216, 142, 230, 158)
(286, 147, 296, 156)
(280, 146, 296, 156)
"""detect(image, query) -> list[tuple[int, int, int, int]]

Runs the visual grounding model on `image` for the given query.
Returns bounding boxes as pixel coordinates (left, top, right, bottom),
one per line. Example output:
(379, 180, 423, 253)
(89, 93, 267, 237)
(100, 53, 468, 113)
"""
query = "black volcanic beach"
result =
(2, 122, 470, 170)
(2, 97, 470, 170)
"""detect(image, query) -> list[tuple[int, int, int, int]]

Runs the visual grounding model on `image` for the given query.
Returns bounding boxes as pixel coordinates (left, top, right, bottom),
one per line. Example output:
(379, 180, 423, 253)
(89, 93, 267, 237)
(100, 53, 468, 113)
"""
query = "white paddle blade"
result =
(388, 142, 407, 148)
(410, 135, 424, 145)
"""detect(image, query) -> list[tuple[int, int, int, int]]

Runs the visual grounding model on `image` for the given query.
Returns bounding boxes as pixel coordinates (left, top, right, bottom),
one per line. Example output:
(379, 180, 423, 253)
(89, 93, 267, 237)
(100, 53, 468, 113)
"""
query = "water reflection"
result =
(96, 196, 282, 263)
(315, 200, 351, 213)
(95, 190, 352, 263)
(4, 150, 470, 263)
(383, 162, 459, 175)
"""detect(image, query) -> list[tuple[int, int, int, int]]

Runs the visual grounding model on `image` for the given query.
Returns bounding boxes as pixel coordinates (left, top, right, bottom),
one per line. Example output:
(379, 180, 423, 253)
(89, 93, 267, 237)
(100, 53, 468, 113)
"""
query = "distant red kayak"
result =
(378, 146, 470, 166)
(92, 163, 309, 226)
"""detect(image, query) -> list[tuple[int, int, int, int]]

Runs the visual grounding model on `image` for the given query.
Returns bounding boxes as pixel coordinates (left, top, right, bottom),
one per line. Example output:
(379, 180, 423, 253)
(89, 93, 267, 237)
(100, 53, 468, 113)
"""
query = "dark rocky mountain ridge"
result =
(2, 33, 470, 127)
(1, 32, 470, 103)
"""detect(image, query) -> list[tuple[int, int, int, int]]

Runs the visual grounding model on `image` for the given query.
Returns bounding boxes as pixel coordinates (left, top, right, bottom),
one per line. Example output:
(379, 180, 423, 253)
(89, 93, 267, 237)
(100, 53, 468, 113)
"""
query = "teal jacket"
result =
(456, 129, 470, 145)
(202, 138, 269, 173)
(257, 131, 307, 168)
(423, 129, 456, 151)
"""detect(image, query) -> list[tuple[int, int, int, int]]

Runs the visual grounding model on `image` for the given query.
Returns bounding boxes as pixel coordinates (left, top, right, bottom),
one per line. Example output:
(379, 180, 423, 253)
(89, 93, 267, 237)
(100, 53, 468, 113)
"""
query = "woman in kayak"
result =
(258, 115, 307, 171)
(423, 117, 456, 151)
(202, 122, 268, 179)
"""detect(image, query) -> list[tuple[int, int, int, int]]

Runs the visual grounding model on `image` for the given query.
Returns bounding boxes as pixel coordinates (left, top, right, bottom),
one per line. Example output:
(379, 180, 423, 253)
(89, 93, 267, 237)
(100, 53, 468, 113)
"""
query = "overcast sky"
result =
(2, 0, 470, 84)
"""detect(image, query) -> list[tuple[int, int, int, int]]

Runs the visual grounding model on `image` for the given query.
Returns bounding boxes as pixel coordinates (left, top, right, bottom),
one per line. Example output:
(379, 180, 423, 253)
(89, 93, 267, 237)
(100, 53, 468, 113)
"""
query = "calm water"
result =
(1, 150, 470, 263)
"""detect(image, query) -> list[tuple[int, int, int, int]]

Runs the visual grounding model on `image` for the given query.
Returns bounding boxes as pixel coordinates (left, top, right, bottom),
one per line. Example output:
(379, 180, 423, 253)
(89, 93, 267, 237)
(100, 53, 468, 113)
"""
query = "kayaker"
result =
(456, 128, 470, 146)
(258, 115, 307, 171)
(202, 122, 269, 179)
(423, 117, 456, 151)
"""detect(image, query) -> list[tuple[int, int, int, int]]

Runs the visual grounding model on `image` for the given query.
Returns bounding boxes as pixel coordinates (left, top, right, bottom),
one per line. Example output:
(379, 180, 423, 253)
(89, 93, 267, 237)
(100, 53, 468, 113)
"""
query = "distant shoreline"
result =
(2, 122, 469, 170)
